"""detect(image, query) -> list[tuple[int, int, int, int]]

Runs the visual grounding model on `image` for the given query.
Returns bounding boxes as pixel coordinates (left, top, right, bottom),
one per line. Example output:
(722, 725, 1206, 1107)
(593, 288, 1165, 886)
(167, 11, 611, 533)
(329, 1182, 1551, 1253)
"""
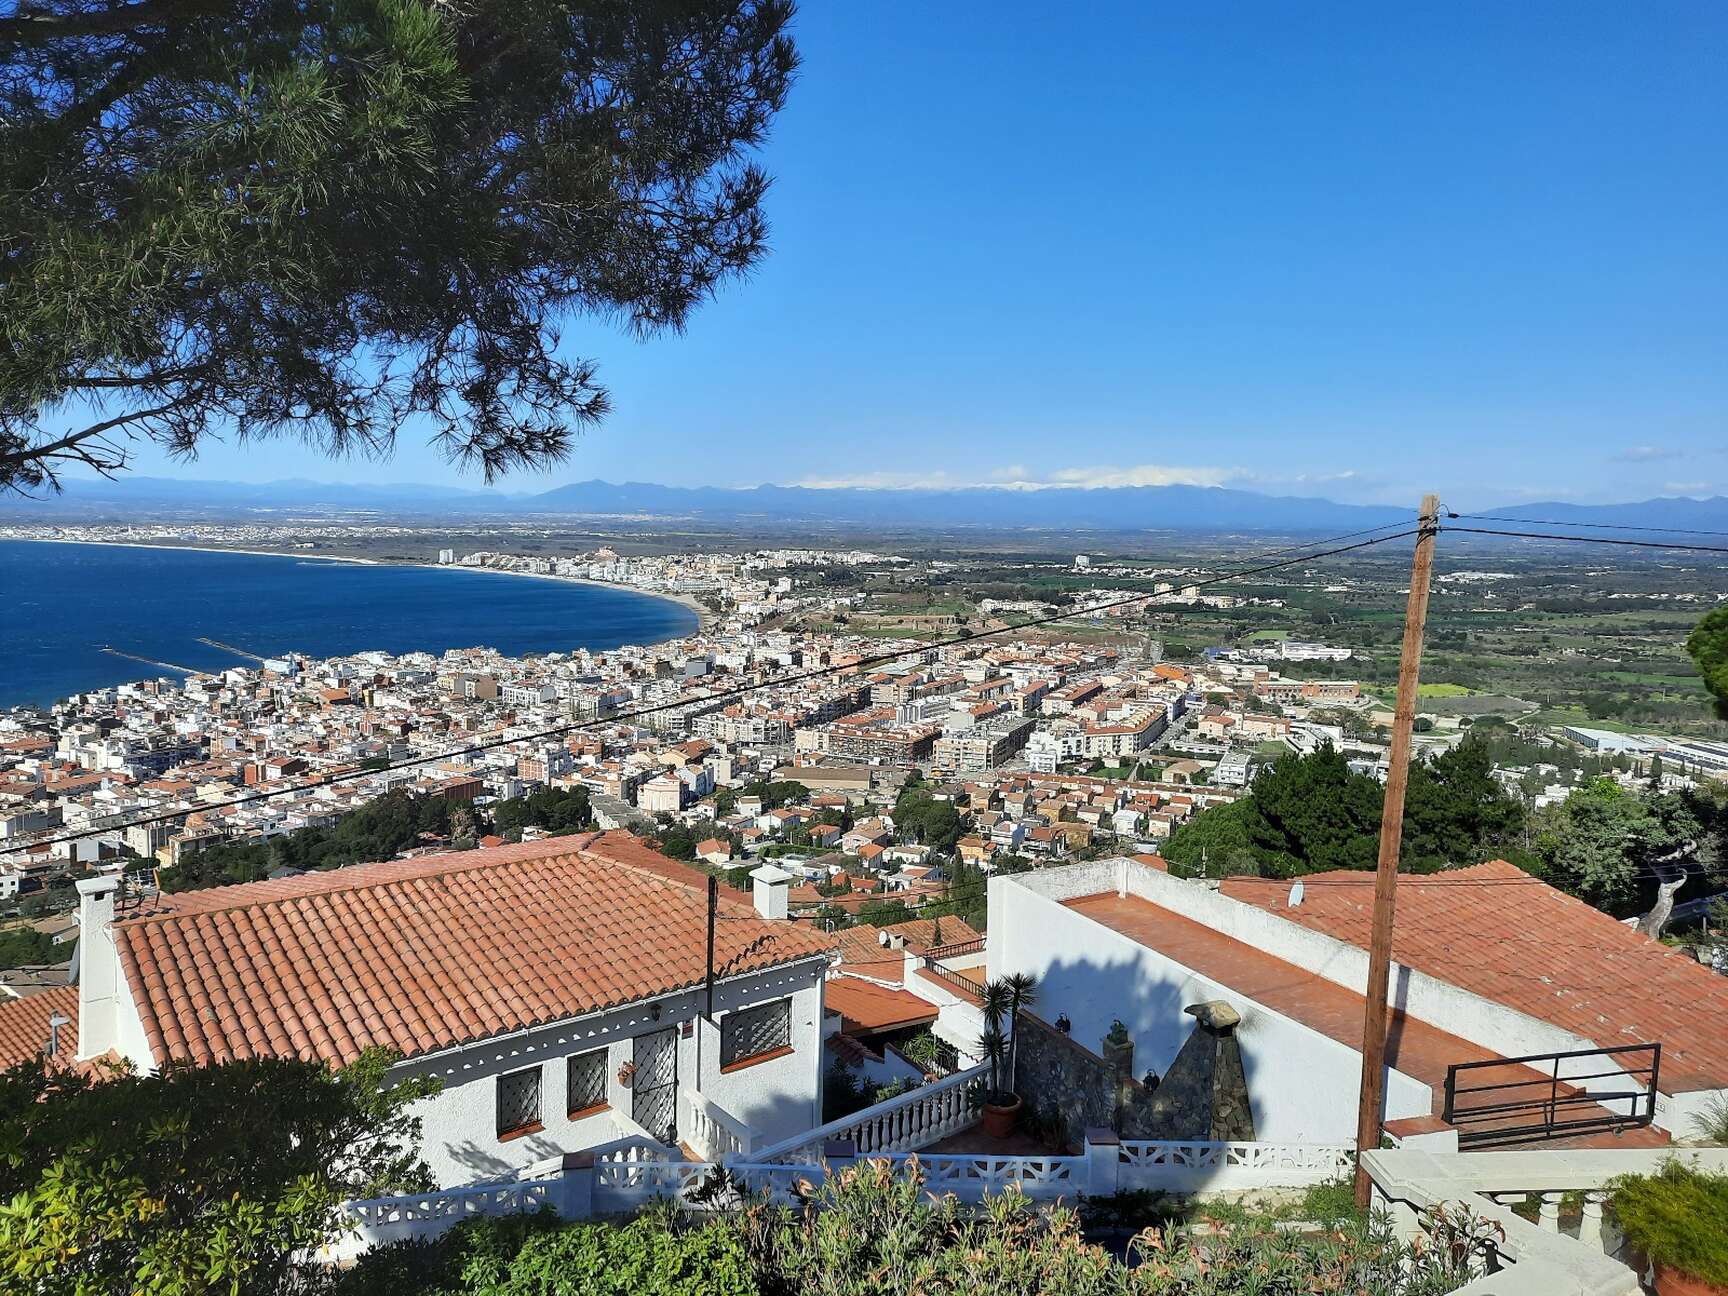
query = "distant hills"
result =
(9, 474, 1728, 535)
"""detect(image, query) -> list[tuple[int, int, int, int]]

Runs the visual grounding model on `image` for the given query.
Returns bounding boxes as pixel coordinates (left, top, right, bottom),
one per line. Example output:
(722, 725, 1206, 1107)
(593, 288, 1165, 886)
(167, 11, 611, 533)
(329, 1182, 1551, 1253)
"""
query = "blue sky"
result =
(94, 1, 1728, 505)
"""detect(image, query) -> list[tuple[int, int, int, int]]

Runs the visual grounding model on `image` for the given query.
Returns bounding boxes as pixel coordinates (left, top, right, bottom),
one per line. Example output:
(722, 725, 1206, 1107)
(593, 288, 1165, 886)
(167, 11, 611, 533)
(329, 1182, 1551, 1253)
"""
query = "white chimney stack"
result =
(74, 875, 122, 1060)
(750, 864, 792, 921)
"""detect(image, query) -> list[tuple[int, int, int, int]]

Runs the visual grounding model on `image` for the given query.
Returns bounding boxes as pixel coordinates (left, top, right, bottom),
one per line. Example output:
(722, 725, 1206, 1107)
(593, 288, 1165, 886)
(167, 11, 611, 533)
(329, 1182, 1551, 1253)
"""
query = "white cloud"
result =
(1662, 481, 1715, 497)
(1043, 464, 1235, 489)
(790, 462, 1236, 491)
(1614, 445, 1685, 463)
(789, 470, 972, 490)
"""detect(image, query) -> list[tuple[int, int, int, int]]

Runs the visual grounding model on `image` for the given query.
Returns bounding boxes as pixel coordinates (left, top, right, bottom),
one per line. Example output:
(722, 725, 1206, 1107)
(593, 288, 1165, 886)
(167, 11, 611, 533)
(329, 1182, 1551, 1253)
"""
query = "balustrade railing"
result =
(681, 1087, 756, 1161)
(751, 1062, 990, 1163)
(1120, 1140, 1355, 1190)
(1361, 1146, 1728, 1296)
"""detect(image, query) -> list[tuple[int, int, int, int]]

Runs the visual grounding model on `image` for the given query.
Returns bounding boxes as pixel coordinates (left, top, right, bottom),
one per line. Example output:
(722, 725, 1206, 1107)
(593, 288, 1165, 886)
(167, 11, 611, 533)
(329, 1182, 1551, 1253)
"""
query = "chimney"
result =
(74, 875, 122, 1060)
(750, 864, 792, 921)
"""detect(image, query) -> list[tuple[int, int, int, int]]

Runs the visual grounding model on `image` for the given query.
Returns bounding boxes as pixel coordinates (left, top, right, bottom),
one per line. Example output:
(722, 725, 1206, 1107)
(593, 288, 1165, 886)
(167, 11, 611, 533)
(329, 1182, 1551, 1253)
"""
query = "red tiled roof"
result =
(825, 977, 938, 1034)
(0, 985, 77, 1069)
(1221, 861, 1728, 1093)
(114, 832, 832, 1068)
(830, 917, 983, 983)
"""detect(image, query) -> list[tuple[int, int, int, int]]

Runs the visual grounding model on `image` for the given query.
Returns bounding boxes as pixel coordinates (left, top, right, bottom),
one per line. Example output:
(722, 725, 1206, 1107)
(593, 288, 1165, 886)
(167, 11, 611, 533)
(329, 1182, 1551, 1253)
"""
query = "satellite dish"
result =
(1287, 881, 1305, 908)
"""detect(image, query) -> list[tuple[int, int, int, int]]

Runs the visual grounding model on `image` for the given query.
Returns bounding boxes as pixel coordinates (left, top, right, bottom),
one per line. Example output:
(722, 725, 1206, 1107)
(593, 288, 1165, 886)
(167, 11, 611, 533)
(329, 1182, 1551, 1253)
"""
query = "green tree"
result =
(1241, 743, 1383, 877)
(892, 787, 963, 854)
(1165, 739, 1527, 882)
(0, 0, 796, 491)
(1531, 778, 1700, 915)
(0, 1048, 438, 1295)
(1163, 797, 1260, 877)
(0, 926, 58, 968)
(1402, 738, 1526, 872)
(1688, 606, 1728, 719)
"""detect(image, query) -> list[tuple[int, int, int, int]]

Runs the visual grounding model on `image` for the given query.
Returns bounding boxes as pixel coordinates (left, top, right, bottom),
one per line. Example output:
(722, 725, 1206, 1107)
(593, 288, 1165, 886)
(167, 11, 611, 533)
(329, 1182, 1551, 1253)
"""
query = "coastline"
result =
(435, 562, 713, 633)
(2, 536, 380, 565)
(0, 537, 709, 708)
(4, 537, 708, 631)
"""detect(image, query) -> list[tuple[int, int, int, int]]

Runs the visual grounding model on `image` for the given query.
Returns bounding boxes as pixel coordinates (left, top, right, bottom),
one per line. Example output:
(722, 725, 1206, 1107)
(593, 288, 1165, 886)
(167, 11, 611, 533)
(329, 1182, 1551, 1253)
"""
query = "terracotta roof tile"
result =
(0, 986, 77, 1069)
(1221, 861, 1728, 1093)
(825, 976, 940, 1034)
(115, 832, 831, 1068)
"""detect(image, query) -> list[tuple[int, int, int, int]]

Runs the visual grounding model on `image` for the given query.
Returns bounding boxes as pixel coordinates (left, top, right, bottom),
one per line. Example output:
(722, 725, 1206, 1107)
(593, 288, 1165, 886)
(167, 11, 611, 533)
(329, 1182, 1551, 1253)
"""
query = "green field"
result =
(1418, 683, 1478, 698)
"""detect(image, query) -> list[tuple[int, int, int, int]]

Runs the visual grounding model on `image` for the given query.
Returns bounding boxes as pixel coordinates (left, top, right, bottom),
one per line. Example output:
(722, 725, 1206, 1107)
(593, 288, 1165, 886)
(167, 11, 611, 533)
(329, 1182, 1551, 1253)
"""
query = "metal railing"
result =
(918, 956, 984, 1003)
(1441, 1043, 1660, 1149)
(923, 936, 985, 960)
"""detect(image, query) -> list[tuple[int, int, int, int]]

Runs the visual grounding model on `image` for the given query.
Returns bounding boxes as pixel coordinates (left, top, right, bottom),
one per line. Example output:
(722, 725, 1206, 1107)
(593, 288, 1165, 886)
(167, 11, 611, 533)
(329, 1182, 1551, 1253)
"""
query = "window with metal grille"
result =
(566, 1048, 607, 1116)
(496, 1066, 541, 1137)
(721, 997, 791, 1068)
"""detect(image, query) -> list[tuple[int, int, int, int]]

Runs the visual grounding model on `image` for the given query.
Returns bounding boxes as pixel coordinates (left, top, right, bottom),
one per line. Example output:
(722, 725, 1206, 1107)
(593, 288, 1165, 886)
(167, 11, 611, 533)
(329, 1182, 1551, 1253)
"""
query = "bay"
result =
(0, 540, 698, 708)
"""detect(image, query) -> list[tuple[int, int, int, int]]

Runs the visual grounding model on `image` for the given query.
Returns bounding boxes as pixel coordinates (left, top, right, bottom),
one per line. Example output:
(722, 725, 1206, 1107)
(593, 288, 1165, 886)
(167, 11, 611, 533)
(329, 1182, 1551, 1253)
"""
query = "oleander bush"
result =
(1610, 1160, 1728, 1286)
(335, 1159, 1499, 1296)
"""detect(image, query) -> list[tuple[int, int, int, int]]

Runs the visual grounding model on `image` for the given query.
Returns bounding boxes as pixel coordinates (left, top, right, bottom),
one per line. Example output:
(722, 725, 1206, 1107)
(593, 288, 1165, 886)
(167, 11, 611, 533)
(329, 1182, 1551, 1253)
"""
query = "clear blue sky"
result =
(106, 1, 1728, 505)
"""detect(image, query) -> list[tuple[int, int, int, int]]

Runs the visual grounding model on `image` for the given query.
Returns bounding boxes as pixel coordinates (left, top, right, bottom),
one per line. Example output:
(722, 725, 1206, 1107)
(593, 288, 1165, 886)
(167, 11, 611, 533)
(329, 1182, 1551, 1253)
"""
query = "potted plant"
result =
(1611, 1161, 1728, 1295)
(977, 972, 1037, 1138)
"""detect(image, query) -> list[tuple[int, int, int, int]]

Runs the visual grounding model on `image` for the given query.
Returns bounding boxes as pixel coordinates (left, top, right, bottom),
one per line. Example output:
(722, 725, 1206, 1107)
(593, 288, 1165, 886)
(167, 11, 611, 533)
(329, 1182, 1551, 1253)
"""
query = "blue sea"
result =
(0, 540, 698, 708)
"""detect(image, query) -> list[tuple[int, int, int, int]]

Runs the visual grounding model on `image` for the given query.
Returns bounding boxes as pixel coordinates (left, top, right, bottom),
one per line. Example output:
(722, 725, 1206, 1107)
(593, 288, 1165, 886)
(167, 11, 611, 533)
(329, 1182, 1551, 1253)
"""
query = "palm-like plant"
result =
(978, 973, 1037, 1105)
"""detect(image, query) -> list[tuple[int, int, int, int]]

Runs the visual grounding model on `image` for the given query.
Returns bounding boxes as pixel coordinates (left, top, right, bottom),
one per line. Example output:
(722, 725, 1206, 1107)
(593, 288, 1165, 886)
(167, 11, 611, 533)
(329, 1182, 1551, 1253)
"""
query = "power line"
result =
(8, 526, 1424, 854)
(1453, 513, 1728, 540)
(1441, 526, 1728, 557)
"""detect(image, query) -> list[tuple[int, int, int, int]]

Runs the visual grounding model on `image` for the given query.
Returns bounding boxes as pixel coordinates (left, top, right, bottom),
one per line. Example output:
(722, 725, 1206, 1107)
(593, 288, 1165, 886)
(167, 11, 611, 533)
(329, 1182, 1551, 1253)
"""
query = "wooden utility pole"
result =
(1353, 493, 1441, 1209)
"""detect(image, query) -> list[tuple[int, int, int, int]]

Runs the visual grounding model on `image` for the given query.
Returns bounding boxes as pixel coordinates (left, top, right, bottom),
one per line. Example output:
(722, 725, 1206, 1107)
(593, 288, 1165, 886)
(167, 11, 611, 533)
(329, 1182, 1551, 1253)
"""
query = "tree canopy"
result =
(1688, 606, 1728, 719)
(0, 1048, 436, 1295)
(0, 0, 796, 491)
(1528, 777, 1708, 915)
(1164, 740, 1529, 880)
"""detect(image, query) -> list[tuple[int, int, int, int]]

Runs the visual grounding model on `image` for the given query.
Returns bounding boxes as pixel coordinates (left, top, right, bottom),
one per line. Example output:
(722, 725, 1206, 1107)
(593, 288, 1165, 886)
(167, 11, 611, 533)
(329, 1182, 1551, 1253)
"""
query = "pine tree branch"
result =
(0, 0, 184, 44)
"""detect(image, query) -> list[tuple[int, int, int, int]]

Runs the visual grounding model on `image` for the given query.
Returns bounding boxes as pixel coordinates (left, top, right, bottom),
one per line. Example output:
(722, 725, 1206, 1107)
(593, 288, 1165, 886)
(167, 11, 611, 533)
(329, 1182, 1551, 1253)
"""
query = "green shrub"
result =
(1611, 1160, 1728, 1285)
(1297, 1176, 1366, 1225)
(1692, 1094, 1728, 1146)
(338, 1209, 756, 1296)
(337, 1161, 1500, 1296)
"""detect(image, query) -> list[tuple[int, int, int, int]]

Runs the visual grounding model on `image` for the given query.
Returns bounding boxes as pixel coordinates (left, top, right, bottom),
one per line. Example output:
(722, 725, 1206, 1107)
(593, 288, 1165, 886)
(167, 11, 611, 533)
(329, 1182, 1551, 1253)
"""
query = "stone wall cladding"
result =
(1013, 1003, 1257, 1147)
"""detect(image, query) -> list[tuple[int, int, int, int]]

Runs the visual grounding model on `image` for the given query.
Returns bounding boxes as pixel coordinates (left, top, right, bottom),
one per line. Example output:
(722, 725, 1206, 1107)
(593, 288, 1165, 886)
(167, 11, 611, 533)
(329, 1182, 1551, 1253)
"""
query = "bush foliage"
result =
(0, 1048, 437, 1296)
(1611, 1160, 1728, 1286)
(338, 1158, 1495, 1296)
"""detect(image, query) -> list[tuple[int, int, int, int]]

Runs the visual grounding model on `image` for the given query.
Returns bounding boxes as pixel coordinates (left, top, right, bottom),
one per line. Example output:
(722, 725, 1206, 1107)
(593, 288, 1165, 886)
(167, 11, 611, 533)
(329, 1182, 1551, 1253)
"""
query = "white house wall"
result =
(987, 871, 1431, 1142)
(1109, 863, 1670, 1106)
(393, 958, 827, 1187)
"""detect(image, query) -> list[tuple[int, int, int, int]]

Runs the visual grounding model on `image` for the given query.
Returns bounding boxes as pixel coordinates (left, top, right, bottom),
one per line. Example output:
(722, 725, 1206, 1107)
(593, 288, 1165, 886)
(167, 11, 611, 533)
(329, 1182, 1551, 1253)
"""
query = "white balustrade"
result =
(593, 1158, 716, 1212)
(1119, 1140, 1356, 1191)
(1362, 1146, 1728, 1296)
(330, 1178, 561, 1261)
(751, 1062, 991, 1164)
(681, 1087, 756, 1162)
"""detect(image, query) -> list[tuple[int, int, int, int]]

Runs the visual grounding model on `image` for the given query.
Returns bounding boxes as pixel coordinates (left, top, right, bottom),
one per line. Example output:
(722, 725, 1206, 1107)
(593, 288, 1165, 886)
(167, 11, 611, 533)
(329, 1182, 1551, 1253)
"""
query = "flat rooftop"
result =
(1065, 890, 1669, 1148)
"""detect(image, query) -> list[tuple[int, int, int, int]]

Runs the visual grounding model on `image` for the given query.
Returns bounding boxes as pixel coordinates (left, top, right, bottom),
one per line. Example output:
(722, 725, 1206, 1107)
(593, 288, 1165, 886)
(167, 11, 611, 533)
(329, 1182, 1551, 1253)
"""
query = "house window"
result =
(721, 997, 792, 1069)
(496, 1065, 542, 1139)
(567, 1048, 608, 1117)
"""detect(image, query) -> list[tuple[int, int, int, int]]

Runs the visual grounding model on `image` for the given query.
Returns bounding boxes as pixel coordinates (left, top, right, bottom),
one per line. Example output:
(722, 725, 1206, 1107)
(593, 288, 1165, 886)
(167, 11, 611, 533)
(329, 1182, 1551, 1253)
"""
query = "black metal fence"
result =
(1441, 1042, 1660, 1148)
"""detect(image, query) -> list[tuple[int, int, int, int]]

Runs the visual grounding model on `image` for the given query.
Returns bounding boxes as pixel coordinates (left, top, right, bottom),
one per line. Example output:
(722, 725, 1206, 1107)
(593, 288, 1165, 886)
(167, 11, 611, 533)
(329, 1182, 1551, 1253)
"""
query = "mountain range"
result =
(9, 475, 1728, 535)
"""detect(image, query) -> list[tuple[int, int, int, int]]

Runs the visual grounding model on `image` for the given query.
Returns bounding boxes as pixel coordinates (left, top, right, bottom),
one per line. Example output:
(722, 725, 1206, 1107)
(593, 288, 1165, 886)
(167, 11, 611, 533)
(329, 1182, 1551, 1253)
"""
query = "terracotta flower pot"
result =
(1655, 1263, 1728, 1296)
(980, 1094, 1022, 1139)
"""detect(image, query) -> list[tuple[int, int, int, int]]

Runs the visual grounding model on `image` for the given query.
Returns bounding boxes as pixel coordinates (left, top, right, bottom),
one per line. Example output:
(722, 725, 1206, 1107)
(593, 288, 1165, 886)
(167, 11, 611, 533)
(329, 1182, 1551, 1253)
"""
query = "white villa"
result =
(985, 856, 1728, 1149)
(59, 833, 832, 1185)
